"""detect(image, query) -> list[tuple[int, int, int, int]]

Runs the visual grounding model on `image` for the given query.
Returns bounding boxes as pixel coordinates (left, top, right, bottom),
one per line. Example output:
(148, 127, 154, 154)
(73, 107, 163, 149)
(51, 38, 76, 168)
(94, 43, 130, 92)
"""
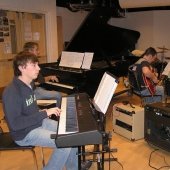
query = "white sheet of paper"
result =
(93, 72, 118, 114)
(82, 52, 94, 69)
(59, 51, 84, 68)
(162, 62, 170, 76)
(59, 51, 93, 69)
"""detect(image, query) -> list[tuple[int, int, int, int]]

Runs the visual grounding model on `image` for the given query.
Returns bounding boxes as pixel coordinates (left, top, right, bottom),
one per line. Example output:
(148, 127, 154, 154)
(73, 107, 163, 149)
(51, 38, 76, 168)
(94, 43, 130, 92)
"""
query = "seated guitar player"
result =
(134, 47, 165, 103)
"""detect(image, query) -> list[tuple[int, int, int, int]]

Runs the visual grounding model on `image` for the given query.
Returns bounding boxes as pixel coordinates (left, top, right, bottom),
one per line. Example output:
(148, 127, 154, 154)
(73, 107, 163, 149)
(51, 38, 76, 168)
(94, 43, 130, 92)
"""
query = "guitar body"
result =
(142, 74, 156, 95)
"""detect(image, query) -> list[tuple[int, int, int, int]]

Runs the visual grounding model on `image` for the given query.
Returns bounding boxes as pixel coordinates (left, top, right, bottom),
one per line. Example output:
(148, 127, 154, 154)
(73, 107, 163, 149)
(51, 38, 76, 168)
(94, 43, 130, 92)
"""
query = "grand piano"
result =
(40, 7, 140, 97)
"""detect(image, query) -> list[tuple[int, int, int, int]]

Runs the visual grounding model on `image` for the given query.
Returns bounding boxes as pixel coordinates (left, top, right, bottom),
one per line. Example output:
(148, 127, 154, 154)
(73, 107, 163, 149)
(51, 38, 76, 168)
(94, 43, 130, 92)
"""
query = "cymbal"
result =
(157, 47, 170, 51)
(131, 49, 144, 56)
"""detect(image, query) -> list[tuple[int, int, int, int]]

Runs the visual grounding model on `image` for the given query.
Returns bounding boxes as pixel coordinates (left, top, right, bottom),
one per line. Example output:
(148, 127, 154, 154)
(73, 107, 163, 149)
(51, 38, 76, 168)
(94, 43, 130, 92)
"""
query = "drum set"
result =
(157, 46, 170, 75)
(157, 46, 170, 60)
(157, 46, 170, 96)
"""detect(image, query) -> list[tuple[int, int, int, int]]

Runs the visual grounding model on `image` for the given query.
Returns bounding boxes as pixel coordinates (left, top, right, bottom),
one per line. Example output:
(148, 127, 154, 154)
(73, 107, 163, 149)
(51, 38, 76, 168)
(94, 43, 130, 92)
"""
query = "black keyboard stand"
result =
(78, 132, 117, 170)
(78, 111, 118, 170)
(99, 112, 118, 170)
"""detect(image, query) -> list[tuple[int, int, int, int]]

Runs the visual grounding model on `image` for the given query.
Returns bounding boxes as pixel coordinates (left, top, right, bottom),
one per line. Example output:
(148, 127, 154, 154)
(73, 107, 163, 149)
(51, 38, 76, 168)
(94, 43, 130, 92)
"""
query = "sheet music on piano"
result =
(59, 51, 94, 70)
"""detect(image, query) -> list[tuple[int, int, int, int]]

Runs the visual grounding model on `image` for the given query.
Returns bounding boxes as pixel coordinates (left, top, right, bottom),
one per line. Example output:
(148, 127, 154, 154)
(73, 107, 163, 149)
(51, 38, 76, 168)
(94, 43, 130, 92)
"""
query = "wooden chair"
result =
(128, 65, 162, 106)
(0, 88, 46, 169)
(0, 127, 45, 170)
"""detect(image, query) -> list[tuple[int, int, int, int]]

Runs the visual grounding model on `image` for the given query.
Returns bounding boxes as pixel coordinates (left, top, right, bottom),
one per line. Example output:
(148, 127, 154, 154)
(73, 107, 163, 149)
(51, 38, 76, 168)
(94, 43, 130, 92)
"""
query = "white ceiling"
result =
(119, 0, 170, 8)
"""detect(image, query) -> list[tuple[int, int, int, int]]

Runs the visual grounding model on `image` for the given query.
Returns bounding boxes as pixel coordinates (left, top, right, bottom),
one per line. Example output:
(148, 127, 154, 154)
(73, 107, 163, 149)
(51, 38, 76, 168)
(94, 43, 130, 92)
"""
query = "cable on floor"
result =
(148, 144, 170, 170)
(110, 152, 124, 170)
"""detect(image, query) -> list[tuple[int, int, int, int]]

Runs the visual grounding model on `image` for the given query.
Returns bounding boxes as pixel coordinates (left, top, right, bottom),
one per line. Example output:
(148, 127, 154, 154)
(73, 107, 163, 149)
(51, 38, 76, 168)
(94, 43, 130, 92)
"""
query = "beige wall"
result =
(0, 0, 58, 62)
(108, 10, 170, 61)
(119, 0, 170, 8)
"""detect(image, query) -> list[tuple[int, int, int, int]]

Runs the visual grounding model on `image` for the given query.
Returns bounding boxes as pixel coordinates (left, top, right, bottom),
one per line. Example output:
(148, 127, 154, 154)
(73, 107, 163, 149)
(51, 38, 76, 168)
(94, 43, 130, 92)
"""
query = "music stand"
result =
(157, 46, 170, 75)
(90, 71, 118, 169)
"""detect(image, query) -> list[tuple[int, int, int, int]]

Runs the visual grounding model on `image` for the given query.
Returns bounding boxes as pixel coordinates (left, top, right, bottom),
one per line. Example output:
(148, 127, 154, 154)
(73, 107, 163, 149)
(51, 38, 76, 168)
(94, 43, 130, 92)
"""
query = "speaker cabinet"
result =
(145, 102, 170, 152)
(113, 103, 144, 140)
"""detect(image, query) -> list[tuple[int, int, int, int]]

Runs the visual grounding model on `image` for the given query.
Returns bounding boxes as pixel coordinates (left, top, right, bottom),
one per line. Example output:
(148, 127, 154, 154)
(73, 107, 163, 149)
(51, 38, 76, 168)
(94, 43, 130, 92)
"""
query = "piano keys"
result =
(46, 81, 75, 90)
(52, 93, 103, 148)
(39, 81, 77, 95)
(58, 96, 79, 134)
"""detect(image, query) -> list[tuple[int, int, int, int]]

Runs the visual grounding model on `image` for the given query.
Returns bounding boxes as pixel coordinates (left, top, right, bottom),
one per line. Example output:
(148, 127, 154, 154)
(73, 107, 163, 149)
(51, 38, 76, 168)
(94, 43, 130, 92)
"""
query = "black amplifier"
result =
(145, 102, 170, 152)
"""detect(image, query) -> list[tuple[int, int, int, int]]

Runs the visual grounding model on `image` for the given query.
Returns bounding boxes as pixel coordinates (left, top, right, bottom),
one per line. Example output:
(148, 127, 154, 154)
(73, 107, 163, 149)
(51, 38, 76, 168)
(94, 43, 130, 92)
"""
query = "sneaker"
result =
(81, 160, 92, 170)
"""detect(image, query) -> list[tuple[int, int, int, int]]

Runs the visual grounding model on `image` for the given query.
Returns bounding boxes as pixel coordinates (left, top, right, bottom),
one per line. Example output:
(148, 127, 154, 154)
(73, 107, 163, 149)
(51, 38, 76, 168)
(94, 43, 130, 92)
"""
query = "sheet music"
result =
(82, 52, 94, 69)
(59, 51, 93, 69)
(93, 72, 118, 114)
(162, 62, 170, 76)
(59, 51, 83, 68)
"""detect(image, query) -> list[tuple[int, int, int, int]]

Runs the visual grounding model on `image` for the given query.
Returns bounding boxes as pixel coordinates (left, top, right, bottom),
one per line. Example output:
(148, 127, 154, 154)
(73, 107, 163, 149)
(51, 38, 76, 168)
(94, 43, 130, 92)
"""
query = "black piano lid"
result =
(40, 7, 140, 98)
(65, 7, 140, 62)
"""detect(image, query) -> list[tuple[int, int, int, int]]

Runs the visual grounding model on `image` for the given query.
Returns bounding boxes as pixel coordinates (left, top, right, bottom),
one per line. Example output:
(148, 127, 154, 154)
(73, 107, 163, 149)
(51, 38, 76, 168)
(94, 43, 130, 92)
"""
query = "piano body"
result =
(41, 7, 140, 97)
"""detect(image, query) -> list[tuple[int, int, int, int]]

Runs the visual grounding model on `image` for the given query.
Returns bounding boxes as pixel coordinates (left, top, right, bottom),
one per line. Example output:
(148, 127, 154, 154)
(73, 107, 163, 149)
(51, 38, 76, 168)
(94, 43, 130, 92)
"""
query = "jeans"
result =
(34, 87, 62, 107)
(15, 118, 78, 170)
(141, 85, 164, 104)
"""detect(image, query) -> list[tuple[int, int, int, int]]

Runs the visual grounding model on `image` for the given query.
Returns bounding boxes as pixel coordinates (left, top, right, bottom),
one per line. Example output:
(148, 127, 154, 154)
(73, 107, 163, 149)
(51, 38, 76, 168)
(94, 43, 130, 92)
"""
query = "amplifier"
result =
(145, 102, 170, 152)
(113, 103, 144, 141)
